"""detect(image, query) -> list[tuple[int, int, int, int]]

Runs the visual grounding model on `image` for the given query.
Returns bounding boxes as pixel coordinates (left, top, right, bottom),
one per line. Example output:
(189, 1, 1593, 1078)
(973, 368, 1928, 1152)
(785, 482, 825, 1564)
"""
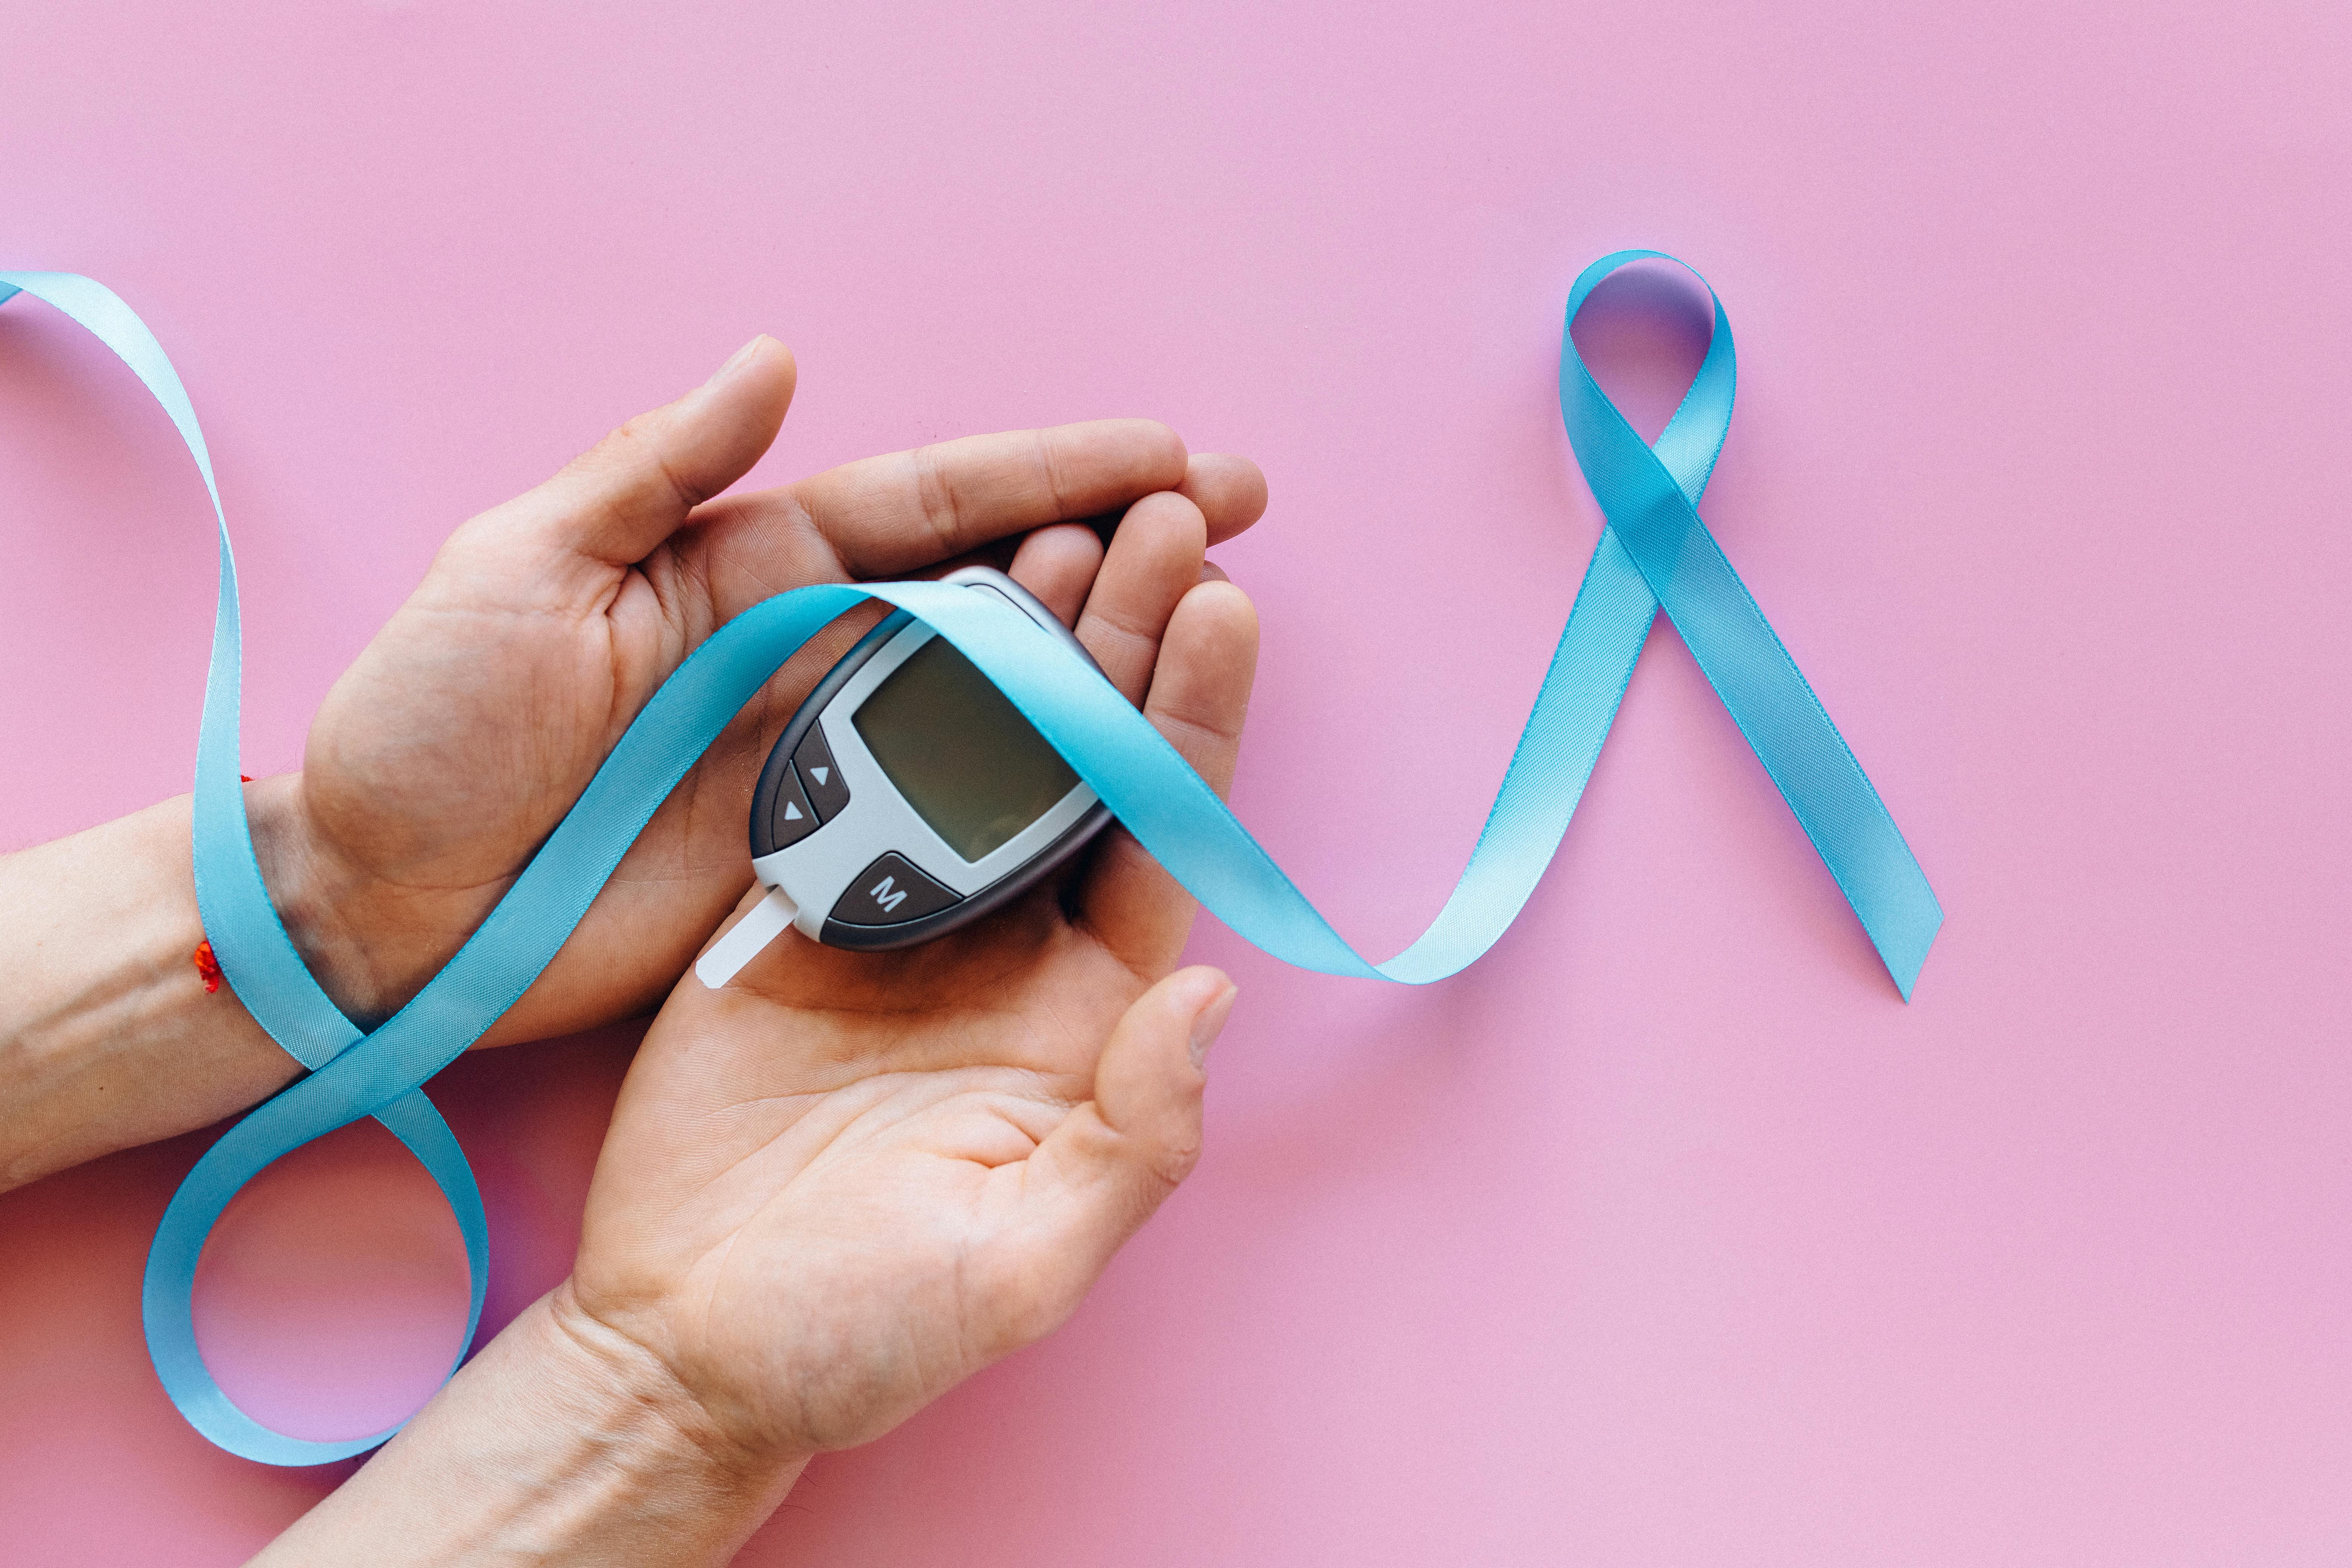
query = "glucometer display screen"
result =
(853, 634, 1081, 863)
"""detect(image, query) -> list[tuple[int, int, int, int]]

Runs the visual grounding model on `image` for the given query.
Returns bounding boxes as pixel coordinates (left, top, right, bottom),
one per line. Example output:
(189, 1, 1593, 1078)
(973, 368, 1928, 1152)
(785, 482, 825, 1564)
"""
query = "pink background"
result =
(3, 1, 2349, 1562)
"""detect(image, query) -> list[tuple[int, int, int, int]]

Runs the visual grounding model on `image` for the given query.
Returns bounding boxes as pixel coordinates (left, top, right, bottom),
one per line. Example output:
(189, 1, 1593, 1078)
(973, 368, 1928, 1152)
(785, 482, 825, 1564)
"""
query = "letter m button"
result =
(828, 852, 961, 927)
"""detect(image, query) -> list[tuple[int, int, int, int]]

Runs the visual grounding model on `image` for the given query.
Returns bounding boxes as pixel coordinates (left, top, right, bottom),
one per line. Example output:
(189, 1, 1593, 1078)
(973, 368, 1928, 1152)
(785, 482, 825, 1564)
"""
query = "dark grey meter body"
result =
(743, 566, 1113, 954)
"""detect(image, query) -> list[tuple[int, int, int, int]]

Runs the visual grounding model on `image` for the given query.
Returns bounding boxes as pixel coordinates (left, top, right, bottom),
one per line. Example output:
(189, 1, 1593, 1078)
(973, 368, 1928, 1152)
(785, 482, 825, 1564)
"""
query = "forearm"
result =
(0, 786, 318, 1189)
(0, 763, 694, 1191)
(0, 773, 397, 1189)
(257, 1286, 804, 1568)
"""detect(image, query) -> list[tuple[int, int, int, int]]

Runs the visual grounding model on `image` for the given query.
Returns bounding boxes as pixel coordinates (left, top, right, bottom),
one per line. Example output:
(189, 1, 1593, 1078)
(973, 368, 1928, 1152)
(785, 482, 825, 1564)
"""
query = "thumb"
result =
(499, 334, 797, 567)
(1016, 967, 1237, 1310)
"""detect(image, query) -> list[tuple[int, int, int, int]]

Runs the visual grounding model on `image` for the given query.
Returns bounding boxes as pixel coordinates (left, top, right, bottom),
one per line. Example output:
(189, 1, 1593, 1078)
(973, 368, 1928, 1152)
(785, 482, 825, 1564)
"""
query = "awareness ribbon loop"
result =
(1556, 251, 1942, 992)
(1, 250, 1937, 1467)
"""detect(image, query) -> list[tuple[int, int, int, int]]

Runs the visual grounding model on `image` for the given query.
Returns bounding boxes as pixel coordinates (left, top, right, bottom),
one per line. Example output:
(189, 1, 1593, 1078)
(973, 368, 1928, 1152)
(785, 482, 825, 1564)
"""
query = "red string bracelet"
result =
(191, 778, 256, 991)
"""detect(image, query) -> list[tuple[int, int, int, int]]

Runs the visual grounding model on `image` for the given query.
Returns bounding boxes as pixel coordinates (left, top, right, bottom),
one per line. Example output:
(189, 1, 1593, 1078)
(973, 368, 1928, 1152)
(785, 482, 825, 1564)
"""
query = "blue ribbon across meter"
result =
(0, 250, 1940, 1465)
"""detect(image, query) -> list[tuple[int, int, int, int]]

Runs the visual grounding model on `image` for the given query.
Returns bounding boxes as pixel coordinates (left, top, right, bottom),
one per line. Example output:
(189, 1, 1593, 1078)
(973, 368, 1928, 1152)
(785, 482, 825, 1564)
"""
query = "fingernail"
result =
(1189, 982, 1239, 1070)
(704, 335, 764, 389)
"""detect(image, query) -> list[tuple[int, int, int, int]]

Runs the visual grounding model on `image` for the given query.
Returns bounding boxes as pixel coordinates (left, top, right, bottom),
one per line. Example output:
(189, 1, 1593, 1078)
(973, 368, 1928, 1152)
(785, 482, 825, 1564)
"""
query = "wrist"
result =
(0, 796, 300, 1188)
(538, 1278, 811, 1496)
(258, 1288, 805, 1568)
(243, 772, 430, 1027)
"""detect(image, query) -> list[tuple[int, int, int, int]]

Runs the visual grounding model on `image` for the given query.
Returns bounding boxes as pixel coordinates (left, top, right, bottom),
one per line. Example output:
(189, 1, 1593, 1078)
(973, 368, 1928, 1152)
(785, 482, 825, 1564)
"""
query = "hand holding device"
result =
(268, 338, 1268, 1046)
(562, 522, 1256, 1468)
(0, 299, 1265, 1194)
(254, 488, 1259, 1562)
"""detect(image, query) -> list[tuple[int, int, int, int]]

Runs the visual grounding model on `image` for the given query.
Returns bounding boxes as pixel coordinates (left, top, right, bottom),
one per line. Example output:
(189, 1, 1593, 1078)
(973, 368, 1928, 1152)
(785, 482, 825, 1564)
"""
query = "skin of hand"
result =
(565, 515, 1257, 1469)
(254, 334, 1269, 1044)
(0, 335, 1266, 1191)
(256, 441, 1260, 1568)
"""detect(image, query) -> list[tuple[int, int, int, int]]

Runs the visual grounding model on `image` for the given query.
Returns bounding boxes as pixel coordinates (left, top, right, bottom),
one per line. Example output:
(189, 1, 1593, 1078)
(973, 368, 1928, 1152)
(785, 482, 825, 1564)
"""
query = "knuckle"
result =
(1153, 705, 1237, 755)
(1079, 611, 1160, 669)
(585, 413, 657, 474)
(1142, 1134, 1202, 1192)
(583, 414, 703, 510)
(1032, 428, 1072, 517)
(908, 444, 963, 552)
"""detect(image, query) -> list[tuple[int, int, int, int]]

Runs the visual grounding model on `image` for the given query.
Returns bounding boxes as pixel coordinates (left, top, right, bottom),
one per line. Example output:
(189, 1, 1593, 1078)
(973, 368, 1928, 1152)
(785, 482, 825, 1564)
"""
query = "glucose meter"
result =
(695, 565, 1114, 987)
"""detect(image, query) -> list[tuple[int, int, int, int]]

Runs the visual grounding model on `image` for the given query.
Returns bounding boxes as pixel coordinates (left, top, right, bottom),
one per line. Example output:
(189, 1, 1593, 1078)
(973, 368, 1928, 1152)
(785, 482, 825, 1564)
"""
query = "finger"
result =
(1003, 968, 1236, 1334)
(1078, 579, 1260, 970)
(1075, 492, 1208, 705)
(1178, 454, 1268, 546)
(1006, 524, 1107, 628)
(782, 420, 1188, 579)
(491, 336, 796, 568)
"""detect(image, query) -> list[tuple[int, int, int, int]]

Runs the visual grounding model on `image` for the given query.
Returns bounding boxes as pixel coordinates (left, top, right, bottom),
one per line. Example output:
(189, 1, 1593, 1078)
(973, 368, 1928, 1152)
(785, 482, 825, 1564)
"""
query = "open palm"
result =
(560, 521, 1257, 1461)
(267, 337, 1265, 1041)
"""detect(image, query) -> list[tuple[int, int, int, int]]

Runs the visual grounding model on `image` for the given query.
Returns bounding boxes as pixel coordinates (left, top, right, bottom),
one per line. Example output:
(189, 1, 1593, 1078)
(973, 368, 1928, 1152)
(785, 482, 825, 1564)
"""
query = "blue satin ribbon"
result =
(1, 249, 1937, 1466)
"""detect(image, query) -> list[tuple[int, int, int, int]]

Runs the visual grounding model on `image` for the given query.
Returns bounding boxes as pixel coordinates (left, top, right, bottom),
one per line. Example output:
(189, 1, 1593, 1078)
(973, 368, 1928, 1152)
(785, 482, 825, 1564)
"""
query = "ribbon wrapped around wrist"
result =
(1, 250, 1939, 1465)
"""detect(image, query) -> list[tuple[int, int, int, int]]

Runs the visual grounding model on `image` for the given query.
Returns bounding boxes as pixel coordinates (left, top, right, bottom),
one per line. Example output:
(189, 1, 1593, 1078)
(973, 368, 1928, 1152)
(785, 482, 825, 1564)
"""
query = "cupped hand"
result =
(256, 337, 1266, 1038)
(559, 507, 1259, 1463)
